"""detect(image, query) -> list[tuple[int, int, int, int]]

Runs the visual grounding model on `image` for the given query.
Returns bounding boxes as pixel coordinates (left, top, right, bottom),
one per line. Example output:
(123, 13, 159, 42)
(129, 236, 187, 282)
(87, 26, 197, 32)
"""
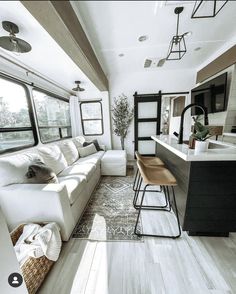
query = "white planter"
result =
(194, 140, 209, 154)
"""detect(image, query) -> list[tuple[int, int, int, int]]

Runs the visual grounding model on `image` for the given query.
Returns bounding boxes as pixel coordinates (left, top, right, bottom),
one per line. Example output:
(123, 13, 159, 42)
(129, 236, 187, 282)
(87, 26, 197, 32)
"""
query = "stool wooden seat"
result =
(133, 151, 164, 193)
(134, 160, 181, 239)
(138, 163, 177, 186)
(135, 151, 165, 166)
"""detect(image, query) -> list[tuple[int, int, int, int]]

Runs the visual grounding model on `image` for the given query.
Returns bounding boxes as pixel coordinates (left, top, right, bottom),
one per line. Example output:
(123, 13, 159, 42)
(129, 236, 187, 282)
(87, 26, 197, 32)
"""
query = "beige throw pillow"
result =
(77, 144, 97, 158)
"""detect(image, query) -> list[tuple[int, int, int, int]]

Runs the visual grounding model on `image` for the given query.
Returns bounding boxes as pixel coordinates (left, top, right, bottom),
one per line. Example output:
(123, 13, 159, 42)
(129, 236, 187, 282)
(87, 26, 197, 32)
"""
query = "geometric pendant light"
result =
(166, 7, 187, 61)
(191, 0, 228, 19)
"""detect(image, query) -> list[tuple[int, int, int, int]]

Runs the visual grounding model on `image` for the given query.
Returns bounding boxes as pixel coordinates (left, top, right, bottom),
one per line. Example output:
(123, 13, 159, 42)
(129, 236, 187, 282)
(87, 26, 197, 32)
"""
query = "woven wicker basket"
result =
(11, 224, 55, 294)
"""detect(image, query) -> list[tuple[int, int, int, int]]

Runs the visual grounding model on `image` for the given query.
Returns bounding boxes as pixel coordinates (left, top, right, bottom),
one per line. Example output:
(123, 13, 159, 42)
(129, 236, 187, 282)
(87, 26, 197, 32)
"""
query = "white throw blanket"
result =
(14, 222, 62, 266)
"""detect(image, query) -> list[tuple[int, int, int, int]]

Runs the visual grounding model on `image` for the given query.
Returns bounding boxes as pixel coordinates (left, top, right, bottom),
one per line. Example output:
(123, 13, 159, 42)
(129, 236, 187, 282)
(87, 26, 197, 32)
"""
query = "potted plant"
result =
(190, 116, 212, 154)
(111, 94, 134, 150)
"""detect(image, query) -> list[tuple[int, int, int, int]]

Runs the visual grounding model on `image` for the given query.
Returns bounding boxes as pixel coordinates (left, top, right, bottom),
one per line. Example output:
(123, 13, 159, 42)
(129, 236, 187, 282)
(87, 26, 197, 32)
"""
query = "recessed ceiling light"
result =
(194, 47, 201, 51)
(118, 53, 124, 57)
(138, 35, 148, 42)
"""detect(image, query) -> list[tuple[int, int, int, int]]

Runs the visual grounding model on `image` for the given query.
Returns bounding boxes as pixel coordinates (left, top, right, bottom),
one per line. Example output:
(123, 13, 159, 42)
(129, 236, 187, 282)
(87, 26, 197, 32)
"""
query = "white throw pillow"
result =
(38, 145, 68, 174)
(73, 136, 85, 149)
(78, 144, 97, 158)
(0, 153, 43, 187)
(59, 141, 79, 165)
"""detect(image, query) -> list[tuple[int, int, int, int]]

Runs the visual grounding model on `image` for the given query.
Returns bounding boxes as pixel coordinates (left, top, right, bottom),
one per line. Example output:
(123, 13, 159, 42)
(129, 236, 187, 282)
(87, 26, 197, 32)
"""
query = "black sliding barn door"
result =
(134, 91, 161, 156)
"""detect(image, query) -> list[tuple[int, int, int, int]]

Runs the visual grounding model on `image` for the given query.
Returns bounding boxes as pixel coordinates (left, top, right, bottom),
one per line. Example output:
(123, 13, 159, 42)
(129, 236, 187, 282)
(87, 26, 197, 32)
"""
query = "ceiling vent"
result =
(144, 58, 166, 68)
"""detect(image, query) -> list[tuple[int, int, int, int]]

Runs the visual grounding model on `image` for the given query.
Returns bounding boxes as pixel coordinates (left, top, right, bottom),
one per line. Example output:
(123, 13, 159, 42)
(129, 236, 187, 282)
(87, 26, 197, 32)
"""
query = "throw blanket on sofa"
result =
(14, 223, 62, 266)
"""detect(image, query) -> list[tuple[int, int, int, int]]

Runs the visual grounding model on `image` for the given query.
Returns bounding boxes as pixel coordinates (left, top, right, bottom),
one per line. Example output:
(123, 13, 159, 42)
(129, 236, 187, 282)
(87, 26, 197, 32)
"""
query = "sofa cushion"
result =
(59, 163, 96, 182)
(58, 175, 86, 205)
(0, 153, 43, 187)
(38, 145, 68, 175)
(74, 151, 105, 167)
(59, 141, 79, 165)
(72, 136, 85, 149)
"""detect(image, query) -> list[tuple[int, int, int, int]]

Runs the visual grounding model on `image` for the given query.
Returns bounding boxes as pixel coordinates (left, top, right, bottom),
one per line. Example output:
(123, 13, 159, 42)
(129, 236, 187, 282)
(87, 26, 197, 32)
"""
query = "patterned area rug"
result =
(72, 170, 142, 241)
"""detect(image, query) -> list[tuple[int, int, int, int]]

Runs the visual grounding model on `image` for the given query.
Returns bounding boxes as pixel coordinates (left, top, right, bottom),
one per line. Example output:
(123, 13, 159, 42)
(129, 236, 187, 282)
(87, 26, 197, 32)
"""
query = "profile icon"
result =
(8, 272, 23, 288)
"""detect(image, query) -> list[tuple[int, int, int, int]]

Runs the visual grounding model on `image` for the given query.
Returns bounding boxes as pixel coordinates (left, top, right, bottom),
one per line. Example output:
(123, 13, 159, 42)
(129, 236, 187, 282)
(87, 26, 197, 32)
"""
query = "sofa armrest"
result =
(0, 183, 75, 241)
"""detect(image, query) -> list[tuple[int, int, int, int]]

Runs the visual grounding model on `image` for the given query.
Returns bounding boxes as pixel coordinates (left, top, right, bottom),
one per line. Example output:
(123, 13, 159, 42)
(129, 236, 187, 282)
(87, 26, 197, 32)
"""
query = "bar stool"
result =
(132, 151, 164, 192)
(133, 151, 167, 210)
(134, 160, 181, 239)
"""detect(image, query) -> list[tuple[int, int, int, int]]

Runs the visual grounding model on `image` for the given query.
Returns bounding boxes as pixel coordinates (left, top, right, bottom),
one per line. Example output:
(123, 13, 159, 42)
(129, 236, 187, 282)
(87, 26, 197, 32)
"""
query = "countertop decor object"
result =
(191, 116, 212, 154)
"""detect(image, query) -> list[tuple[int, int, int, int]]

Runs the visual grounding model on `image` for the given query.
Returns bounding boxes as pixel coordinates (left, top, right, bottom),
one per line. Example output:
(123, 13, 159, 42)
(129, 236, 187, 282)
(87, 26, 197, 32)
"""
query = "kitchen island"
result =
(151, 135, 236, 236)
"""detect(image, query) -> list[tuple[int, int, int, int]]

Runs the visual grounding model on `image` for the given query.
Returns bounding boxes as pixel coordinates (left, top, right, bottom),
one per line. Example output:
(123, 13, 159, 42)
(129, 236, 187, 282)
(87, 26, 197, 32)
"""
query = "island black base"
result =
(188, 231, 229, 237)
(156, 142, 236, 237)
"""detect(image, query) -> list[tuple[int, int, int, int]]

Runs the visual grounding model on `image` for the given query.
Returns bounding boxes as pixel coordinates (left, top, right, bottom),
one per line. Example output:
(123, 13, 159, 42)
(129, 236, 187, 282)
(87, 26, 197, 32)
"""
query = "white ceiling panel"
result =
(73, 0, 236, 76)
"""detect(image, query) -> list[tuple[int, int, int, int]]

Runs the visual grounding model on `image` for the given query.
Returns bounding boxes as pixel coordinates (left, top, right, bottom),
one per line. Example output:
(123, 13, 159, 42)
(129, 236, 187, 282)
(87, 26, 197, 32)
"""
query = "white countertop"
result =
(151, 135, 236, 161)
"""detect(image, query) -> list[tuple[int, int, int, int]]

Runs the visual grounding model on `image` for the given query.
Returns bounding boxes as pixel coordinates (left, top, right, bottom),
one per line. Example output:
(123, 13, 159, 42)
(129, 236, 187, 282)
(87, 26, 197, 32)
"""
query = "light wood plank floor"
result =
(39, 188, 236, 294)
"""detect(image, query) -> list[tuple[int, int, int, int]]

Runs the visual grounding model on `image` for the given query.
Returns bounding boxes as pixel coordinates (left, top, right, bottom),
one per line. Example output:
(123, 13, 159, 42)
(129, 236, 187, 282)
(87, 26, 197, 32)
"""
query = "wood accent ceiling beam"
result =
(197, 45, 236, 84)
(21, 1, 108, 91)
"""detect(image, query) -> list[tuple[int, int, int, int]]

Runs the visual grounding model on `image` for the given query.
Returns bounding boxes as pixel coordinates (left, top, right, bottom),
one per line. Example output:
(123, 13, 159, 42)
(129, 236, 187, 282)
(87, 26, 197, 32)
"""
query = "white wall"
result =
(109, 69, 196, 160)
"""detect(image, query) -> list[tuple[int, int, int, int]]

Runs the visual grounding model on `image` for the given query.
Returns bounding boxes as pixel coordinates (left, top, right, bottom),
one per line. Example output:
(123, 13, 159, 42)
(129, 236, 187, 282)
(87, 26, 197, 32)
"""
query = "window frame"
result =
(32, 87, 72, 144)
(80, 101, 104, 136)
(0, 74, 38, 154)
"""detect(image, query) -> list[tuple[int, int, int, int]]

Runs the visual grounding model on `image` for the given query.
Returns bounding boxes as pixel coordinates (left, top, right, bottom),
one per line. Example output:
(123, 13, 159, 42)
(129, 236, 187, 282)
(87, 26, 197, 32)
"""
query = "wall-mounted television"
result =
(191, 72, 228, 115)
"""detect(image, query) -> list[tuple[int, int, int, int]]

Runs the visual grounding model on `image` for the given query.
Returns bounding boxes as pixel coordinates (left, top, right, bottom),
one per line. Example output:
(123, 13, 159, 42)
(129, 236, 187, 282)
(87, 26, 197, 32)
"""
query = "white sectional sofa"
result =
(0, 137, 126, 241)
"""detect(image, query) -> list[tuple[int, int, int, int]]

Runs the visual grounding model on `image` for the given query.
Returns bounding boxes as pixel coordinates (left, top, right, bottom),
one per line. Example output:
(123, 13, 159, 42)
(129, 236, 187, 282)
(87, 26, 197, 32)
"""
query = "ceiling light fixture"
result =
(166, 7, 187, 61)
(118, 53, 124, 57)
(72, 81, 85, 92)
(194, 47, 201, 51)
(0, 21, 32, 53)
(138, 35, 148, 42)
(191, 0, 228, 19)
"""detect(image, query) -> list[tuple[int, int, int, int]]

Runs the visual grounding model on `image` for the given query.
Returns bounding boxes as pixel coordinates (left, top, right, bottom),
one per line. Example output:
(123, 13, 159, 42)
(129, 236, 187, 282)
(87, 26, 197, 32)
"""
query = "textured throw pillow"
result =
(0, 153, 43, 187)
(83, 139, 101, 151)
(26, 160, 58, 184)
(78, 144, 97, 158)
(59, 141, 79, 165)
(38, 145, 68, 174)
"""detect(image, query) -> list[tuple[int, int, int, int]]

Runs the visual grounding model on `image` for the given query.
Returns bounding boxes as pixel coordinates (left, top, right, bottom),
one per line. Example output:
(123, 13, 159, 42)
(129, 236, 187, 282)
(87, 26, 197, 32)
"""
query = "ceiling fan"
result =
(0, 21, 32, 53)
(72, 81, 85, 92)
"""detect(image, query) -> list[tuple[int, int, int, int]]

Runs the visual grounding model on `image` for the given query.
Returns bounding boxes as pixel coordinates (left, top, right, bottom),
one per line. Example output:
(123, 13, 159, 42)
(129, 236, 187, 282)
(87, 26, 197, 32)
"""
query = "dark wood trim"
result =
(134, 92, 161, 157)
(21, 1, 108, 91)
(197, 45, 236, 83)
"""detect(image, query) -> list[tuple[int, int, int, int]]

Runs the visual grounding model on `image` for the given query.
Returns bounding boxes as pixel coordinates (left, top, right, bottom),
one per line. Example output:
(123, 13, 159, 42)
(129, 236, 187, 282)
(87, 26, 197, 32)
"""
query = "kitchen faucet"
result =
(178, 103, 209, 144)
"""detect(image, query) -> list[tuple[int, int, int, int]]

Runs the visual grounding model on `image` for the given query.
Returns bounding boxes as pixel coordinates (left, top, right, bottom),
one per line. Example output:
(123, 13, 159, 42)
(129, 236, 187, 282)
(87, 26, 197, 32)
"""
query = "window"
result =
(32, 89, 71, 143)
(80, 101, 104, 136)
(0, 76, 37, 153)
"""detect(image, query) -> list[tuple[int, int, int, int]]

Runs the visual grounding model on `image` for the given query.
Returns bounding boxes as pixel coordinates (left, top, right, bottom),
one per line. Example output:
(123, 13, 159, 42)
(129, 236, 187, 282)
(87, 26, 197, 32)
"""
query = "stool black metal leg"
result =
(170, 186, 181, 238)
(132, 168, 139, 191)
(133, 176, 142, 207)
(134, 185, 169, 211)
(134, 184, 149, 235)
(134, 185, 181, 239)
(164, 186, 172, 212)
